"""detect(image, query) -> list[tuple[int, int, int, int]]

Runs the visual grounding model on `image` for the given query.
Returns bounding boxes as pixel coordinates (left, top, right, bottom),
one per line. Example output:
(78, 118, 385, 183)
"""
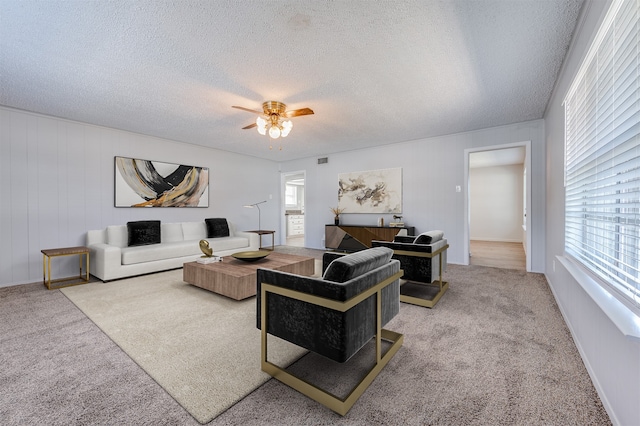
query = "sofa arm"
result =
(322, 251, 346, 274)
(372, 239, 448, 256)
(234, 230, 260, 249)
(88, 243, 122, 281)
(393, 235, 415, 243)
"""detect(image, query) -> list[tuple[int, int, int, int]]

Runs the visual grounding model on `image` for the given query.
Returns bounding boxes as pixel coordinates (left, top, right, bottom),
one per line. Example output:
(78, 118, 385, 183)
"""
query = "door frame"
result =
(463, 140, 531, 271)
(280, 170, 306, 246)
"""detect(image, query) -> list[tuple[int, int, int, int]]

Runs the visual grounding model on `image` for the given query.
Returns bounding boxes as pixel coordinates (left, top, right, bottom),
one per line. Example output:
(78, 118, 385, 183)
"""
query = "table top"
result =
(41, 246, 90, 256)
(245, 230, 275, 235)
(185, 251, 313, 278)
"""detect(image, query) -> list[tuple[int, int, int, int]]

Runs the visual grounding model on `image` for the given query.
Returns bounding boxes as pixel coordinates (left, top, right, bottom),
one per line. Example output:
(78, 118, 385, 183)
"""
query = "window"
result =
(564, 0, 639, 309)
(285, 184, 297, 206)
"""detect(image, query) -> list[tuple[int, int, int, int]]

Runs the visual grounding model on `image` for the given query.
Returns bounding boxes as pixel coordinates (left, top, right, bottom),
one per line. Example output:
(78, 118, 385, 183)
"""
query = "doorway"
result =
(464, 142, 531, 271)
(282, 171, 305, 247)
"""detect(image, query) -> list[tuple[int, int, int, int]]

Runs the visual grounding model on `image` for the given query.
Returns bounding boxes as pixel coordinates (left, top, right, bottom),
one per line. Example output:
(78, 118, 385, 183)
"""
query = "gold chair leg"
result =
(400, 280, 449, 308)
(261, 328, 403, 416)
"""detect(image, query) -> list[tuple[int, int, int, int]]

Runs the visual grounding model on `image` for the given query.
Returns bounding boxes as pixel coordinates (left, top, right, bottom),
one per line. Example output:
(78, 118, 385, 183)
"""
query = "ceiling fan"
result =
(232, 101, 314, 144)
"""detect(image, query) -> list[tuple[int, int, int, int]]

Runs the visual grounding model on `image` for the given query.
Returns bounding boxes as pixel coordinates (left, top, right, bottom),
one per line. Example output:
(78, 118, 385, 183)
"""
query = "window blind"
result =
(564, 0, 640, 308)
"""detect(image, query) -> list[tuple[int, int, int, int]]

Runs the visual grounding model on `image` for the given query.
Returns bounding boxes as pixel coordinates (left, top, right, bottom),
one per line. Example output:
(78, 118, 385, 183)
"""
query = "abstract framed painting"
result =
(114, 156, 209, 207)
(337, 167, 402, 213)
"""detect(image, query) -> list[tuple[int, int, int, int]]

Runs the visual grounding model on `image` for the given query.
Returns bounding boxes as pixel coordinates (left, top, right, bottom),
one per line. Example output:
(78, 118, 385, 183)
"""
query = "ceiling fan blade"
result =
(232, 105, 263, 114)
(242, 123, 257, 130)
(285, 108, 314, 118)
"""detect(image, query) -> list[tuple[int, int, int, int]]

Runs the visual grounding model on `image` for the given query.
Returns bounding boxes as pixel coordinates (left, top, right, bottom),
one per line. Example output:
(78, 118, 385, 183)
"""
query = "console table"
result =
(325, 225, 415, 251)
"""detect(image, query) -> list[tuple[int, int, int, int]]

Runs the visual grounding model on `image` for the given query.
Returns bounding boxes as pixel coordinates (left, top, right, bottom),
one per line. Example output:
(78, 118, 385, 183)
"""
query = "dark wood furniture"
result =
(325, 225, 415, 251)
(183, 251, 314, 300)
(245, 230, 275, 250)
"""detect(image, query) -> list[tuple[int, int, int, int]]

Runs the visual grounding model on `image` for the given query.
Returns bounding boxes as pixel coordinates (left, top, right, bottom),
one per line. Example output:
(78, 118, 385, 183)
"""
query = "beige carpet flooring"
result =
(61, 269, 309, 424)
(2, 249, 610, 425)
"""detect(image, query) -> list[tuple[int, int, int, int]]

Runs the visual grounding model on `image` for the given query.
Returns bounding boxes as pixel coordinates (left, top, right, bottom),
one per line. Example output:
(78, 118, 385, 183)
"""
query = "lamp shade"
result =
(269, 126, 281, 139)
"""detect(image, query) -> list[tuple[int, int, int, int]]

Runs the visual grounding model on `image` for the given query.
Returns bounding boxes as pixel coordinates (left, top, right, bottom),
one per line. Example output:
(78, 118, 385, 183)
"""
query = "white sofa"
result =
(86, 221, 260, 281)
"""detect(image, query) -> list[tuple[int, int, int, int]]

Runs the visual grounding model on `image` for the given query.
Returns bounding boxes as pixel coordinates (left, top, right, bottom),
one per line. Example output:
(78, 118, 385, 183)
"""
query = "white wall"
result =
(0, 106, 279, 288)
(280, 119, 545, 272)
(469, 164, 524, 242)
(544, 0, 640, 424)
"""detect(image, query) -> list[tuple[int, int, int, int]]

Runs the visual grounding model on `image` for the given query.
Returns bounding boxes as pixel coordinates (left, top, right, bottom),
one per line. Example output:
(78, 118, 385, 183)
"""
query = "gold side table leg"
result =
(85, 252, 90, 281)
(46, 255, 52, 290)
(43, 255, 47, 289)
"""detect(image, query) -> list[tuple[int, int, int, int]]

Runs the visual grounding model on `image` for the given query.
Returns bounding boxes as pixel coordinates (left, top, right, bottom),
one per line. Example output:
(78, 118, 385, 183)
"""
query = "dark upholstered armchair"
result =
(371, 230, 449, 308)
(257, 247, 403, 415)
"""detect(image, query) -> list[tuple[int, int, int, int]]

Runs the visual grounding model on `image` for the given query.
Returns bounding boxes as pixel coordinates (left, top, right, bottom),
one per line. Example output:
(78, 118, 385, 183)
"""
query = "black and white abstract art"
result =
(115, 156, 209, 207)
(338, 167, 402, 213)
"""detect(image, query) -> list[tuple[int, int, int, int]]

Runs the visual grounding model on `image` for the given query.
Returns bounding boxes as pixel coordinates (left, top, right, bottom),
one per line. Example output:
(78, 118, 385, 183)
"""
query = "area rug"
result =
(60, 269, 308, 424)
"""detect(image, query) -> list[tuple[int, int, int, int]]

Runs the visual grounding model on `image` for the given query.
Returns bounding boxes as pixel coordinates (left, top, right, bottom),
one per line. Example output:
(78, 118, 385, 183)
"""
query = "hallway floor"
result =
(469, 240, 526, 271)
(285, 235, 304, 247)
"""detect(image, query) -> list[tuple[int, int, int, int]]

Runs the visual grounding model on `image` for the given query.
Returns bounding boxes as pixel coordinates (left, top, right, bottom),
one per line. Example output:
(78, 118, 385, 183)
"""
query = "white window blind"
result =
(564, 0, 640, 308)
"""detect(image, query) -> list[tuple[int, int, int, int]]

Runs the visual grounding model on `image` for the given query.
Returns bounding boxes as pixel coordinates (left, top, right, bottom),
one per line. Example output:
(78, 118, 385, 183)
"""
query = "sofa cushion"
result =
(205, 218, 230, 238)
(127, 220, 161, 247)
(182, 221, 207, 240)
(414, 230, 444, 245)
(120, 236, 251, 265)
(121, 240, 200, 265)
(106, 225, 128, 248)
(161, 223, 183, 243)
(323, 247, 394, 283)
(208, 236, 250, 252)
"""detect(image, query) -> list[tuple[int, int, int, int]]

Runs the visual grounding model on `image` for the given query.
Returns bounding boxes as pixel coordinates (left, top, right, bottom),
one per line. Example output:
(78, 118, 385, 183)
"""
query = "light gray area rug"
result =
(60, 269, 308, 424)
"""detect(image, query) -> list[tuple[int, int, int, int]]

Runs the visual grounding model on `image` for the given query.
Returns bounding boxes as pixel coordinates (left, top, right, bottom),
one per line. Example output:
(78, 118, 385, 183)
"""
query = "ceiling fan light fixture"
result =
(281, 120, 292, 137)
(269, 126, 281, 139)
(233, 101, 313, 148)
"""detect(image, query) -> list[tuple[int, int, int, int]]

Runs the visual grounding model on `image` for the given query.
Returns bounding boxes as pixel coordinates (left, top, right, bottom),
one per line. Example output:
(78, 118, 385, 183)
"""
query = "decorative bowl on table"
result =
(231, 251, 271, 262)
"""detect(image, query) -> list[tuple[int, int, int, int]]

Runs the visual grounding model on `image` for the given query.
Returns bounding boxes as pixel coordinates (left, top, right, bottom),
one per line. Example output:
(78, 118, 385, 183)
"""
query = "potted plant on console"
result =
(331, 206, 345, 225)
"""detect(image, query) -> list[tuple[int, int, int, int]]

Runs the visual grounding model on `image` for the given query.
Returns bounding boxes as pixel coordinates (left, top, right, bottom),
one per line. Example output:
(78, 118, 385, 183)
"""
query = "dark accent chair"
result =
(371, 230, 449, 308)
(257, 247, 403, 415)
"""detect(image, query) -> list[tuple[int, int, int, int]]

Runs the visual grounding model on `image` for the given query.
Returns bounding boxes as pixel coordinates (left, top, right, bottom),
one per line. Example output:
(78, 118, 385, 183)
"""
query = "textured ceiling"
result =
(0, 0, 583, 162)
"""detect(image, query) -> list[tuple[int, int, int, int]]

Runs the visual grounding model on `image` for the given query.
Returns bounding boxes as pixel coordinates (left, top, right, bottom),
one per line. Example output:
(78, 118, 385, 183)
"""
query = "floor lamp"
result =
(243, 200, 266, 230)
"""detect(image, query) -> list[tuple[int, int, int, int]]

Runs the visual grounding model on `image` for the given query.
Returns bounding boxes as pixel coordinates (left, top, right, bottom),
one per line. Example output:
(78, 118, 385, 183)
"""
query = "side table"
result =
(246, 230, 275, 250)
(41, 246, 90, 290)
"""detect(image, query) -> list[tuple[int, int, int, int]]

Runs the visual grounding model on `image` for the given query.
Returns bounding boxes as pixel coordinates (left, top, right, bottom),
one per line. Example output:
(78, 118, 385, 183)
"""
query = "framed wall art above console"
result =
(337, 167, 402, 214)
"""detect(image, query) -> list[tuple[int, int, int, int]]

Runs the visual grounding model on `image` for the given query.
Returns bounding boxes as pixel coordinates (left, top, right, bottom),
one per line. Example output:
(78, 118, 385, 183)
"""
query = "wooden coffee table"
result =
(183, 251, 315, 300)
